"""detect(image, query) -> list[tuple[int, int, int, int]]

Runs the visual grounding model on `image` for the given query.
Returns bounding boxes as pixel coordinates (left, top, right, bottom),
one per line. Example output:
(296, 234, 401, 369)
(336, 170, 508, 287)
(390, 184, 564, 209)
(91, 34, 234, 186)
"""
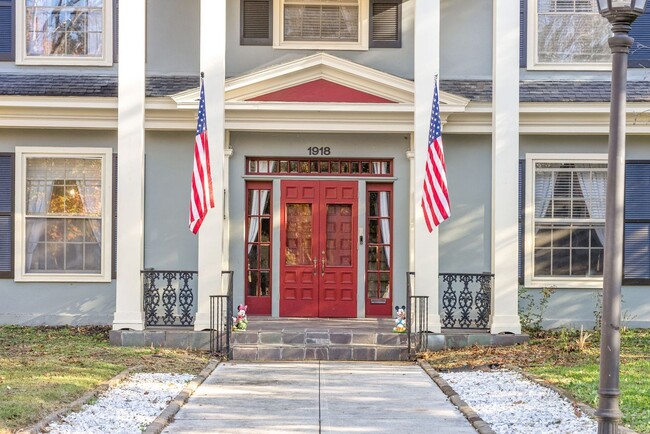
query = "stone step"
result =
(231, 330, 408, 346)
(232, 344, 409, 361)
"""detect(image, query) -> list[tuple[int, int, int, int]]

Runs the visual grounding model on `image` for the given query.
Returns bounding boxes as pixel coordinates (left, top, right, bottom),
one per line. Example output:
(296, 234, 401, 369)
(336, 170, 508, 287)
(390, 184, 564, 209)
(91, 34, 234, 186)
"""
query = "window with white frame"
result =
(528, 0, 611, 69)
(274, 0, 368, 49)
(16, 0, 113, 65)
(525, 155, 607, 287)
(15, 148, 112, 282)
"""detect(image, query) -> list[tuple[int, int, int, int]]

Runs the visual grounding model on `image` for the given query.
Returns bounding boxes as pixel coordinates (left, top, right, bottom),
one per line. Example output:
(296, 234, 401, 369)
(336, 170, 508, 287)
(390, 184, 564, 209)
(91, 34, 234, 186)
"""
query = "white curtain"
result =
(534, 171, 554, 219)
(577, 170, 607, 245)
(248, 190, 270, 254)
(372, 162, 391, 268)
(25, 182, 52, 272)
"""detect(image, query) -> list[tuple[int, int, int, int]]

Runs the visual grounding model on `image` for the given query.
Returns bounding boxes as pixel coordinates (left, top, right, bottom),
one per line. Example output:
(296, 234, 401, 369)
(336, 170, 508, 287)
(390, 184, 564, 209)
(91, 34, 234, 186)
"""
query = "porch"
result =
(108, 270, 528, 360)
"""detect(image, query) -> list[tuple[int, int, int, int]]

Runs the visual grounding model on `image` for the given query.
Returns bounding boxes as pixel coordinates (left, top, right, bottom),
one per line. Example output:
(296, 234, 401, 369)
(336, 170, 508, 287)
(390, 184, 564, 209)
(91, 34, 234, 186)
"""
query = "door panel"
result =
(280, 180, 357, 318)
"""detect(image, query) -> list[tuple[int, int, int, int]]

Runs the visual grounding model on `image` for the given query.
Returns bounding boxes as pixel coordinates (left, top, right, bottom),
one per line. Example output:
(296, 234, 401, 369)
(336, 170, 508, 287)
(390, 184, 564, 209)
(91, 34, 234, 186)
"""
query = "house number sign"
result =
(307, 146, 331, 156)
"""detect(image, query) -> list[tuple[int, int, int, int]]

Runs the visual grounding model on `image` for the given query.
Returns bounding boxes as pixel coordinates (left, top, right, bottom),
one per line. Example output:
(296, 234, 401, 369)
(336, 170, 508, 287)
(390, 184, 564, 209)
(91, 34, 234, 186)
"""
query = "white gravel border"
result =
(440, 370, 598, 434)
(45, 373, 194, 434)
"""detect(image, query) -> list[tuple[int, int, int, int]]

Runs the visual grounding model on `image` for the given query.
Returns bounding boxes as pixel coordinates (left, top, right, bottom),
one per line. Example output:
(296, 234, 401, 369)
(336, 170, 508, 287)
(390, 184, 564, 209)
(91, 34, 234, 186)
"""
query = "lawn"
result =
(422, 329, 650, 433)
(0, 326, 210, 433)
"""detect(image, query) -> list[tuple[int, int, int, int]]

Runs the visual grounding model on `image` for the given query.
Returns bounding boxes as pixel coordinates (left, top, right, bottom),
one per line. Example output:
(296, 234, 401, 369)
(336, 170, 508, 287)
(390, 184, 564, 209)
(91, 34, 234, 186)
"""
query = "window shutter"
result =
(623, 162, 650, 282)
(0, 154, 14, 278)
(370, 0, 401, 48)
(112, 154, 117, 279)
(520, 0, 527, 67)
(629, 4, 650, 67)
(0, 0, 14, 61)
(241, 0, 272, 46)
(518, 159, 525, 284)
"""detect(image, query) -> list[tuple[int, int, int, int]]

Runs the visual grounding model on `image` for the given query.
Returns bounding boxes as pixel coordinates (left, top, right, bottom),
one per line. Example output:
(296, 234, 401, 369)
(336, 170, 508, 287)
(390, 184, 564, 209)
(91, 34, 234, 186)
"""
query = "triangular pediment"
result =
(170, 53, 469, 111)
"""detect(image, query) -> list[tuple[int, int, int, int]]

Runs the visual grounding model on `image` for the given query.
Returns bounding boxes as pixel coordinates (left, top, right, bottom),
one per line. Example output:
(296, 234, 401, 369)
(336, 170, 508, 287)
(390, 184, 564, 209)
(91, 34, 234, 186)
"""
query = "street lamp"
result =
(595, 1, 646, 433)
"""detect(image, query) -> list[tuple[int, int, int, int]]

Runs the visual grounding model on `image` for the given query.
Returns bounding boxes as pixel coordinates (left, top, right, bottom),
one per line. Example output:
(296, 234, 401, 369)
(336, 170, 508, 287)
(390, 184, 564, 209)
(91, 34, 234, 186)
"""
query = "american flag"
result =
(421, 78, 450, 232)
(189, 80, 215, 234)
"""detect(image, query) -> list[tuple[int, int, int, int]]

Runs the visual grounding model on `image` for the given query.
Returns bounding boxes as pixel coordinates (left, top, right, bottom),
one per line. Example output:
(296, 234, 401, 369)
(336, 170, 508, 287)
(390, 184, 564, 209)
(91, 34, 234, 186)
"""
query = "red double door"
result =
(280, 180, 358, 317)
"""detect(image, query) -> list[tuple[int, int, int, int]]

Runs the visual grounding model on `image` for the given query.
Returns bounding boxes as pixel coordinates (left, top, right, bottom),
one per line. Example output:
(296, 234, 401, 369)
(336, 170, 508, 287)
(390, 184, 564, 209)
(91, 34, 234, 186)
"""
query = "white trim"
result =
(273, 0, 369, 50)
(524, 153, 608, 289)
(14, 147, 112, 283)
(526, 0, 611, 71)
(15, 0, 114, 66)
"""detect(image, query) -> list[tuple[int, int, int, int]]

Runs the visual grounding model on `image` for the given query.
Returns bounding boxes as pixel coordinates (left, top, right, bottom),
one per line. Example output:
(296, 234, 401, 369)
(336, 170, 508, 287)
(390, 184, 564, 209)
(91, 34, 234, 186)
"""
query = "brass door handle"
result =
(313, 258, 317, 275)
(321, 251, 326, 277)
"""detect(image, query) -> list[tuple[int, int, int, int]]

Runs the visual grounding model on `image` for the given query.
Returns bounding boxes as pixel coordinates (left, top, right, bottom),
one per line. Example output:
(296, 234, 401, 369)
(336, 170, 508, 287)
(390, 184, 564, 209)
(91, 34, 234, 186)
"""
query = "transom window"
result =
(16, 0, 113, 65)
(274, 0, 368, 49)
(525, 155, 607, 287)
(247, 158, 392, 176)
(15, 148, 112, 282)
(529, 0, 611, 69)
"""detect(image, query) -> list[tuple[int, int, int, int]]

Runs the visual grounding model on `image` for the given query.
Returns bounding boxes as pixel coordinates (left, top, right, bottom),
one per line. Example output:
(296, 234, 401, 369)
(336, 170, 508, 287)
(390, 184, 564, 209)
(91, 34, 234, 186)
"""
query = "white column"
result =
(112, 0, 146, 330)
(491, 0, 522, 334)
(194, 0, 227, 331)
(414, 0, 442, 333)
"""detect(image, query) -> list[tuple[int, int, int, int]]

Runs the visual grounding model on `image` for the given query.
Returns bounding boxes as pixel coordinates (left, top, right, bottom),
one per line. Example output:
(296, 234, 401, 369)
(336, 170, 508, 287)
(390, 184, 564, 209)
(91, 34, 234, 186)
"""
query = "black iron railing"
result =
(406, 271, 429, 357)
(142, 270, 197, 327)
(210, 270, 234, 358)
(439, 272, 493, 330)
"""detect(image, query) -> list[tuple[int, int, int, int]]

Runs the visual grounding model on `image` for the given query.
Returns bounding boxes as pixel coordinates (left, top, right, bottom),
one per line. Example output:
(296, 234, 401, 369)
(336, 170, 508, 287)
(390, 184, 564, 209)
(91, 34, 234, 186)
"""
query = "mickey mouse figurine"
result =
(393, 305, 406, 333)
(233, 304, 248, 331)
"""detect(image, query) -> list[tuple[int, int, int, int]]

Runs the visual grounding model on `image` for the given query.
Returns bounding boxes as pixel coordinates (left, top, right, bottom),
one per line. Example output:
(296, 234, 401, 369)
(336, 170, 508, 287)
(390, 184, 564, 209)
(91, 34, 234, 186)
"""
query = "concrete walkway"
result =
(162, 361, 477, 433)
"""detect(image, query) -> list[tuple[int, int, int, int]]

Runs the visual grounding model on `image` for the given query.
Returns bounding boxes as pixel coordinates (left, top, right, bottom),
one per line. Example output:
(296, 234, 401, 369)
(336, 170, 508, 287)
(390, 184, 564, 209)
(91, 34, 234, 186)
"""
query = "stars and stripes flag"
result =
(421, 78, 450, 232)
(189, 79, 215, 234)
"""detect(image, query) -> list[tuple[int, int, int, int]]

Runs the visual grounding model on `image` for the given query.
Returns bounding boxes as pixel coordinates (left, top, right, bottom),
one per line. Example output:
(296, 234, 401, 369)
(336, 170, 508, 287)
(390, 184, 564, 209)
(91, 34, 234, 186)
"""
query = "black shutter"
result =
(0, 0, 14, 62)
(0, 153, 14, 278)
(370, 0, 401, 48)
(623, 161, 650, 283)
(112, 154, 117, 279)
(518, 159, 525, 284)
(240, 0, 272, 46)
(629, 5, 650, 67)
(520, 0, 527, 68)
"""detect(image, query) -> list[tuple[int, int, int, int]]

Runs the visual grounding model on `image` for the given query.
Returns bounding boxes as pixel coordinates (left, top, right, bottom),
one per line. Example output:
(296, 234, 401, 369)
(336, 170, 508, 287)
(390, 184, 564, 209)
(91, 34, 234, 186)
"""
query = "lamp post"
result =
(595, 1, 646, 433)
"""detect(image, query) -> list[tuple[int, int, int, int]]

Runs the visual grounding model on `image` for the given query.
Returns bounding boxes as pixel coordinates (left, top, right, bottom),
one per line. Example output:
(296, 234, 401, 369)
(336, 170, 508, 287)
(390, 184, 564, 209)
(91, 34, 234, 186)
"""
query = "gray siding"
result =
(146, 0, 200, 75)
(224, 0, 415, 79)
(0, 129, 117, 325)
(440, 0, 493, 79)
(438, 135, 492, 273)
(144, 131, 198, 270)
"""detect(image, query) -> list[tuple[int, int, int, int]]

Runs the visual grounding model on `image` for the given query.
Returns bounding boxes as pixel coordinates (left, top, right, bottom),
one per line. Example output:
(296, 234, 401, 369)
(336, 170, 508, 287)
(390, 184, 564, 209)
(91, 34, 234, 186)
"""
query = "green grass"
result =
(528, 329, 650, 433)
(423, 329, 650, 433)
(0, 326, 209, 433)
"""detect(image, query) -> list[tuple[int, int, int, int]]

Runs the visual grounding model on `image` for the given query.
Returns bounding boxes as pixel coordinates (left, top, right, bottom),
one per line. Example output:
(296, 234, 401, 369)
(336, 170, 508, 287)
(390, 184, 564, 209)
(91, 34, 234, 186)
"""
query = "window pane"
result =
(24, 1, 105, 57)
(552, 249, 570, 275)
(535, 249, 551, 275)
(571, 248, 589, 276)
(285, 203, 312, 265)
(248, 271, 258, 296)
(260, 272, 270, 296)
(537, 9, 611, 64)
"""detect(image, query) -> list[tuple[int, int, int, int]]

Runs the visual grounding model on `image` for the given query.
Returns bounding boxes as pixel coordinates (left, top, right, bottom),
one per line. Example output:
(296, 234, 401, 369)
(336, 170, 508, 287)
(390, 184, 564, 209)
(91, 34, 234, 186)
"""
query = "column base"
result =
(490, 315, 522, 334)
(194, 311, 214, 331)
(112, 311, 145, 331)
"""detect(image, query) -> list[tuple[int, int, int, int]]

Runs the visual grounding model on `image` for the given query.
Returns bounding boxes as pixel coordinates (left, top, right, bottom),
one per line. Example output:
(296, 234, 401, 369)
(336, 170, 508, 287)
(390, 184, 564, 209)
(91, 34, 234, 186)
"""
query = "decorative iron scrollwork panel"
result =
(439, 273, 494, 330)
(142, 270, 198, 327)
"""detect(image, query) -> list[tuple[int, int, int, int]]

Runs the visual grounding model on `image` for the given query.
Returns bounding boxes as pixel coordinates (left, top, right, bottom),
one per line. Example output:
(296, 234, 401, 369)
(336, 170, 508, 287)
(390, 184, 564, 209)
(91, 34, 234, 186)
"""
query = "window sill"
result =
(14, 273, 111, 283)
(524, 276, 603, 289)
(525, 63, 611, 72)
(273, 41, 368, 51)
(15, 56, 113, 67)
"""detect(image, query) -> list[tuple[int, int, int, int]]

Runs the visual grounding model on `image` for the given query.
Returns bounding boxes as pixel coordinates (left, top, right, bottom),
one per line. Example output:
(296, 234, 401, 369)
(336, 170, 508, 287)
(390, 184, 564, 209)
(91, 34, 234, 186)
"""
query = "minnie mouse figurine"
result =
(233, 304, 248, 331)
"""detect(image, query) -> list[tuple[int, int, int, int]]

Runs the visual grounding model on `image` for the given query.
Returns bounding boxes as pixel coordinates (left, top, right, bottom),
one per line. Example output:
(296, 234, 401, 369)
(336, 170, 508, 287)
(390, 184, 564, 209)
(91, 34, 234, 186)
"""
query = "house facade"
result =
(0, 0, 649, 332)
